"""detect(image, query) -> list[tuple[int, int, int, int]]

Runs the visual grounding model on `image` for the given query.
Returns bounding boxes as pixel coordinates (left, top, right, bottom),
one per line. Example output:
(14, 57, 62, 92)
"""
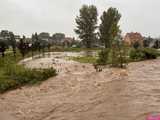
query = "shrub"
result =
(129, 48, 145, 61)
(96, 49, 109, 65)
(0, 54, 57, 93)
(4, 64, 57, 85)
(96, 42, 128, 68)
(142, 48, 160, 59)
(110, 41, 128, 68)
(0, 79, 18, 93)
(129, 48, 159, 61)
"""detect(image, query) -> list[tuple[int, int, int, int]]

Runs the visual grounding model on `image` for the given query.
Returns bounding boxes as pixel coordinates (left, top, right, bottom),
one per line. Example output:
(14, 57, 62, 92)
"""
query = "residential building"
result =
(123, 32, 144, 47)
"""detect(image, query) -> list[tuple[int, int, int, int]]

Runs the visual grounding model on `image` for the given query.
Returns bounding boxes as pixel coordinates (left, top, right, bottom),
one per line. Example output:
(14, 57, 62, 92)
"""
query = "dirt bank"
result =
(0, 53, 160, 120)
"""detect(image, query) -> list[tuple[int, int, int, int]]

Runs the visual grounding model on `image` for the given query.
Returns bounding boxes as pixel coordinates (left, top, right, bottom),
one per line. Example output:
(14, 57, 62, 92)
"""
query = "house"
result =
(62, 37, 75, 47)
(51, 33, 65, 45)
(123, 32, 144, 47)
(38, 32, 50, 41)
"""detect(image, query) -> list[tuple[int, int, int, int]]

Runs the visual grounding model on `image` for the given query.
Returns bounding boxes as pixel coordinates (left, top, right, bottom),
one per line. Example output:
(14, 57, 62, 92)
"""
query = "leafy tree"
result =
(143, 37, 152, 48)
(18, 36, 28, 58)
(97, 8, 128, 68)
(110, 40, 128, 68)
(133, 41, 141, 49)
(34, 33, 41, 54)
(9, 32, 16, 57)
(153, 40, 160, 49)
(0, 40, 7, 57)
(96, 49, 110, 65)
(75, 5, 98, 48)
(47, 42, 51, 57)
(99, 7, 121, 48)
(31, 34, 37, 58)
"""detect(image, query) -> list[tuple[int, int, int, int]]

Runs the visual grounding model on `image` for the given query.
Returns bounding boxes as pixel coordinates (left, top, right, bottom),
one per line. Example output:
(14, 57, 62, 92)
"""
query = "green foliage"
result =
(99, 7, 121, 48)
(96, 41, 129, 68)
(129, 48, 160, 61)
(75, 5, 98, 48)
(0, 79, 18, 92)
(9, 32, 16, 56)
(110, 41, 128, 68)
(133, 41, 141, 49)
(0, 54, 56, 93)
(96, 49, 109, 65)
(4, 64, 56, 85)
(0, 40, 7, 57)
(69, 56, 97, 64)
(18, 36, 29, 58)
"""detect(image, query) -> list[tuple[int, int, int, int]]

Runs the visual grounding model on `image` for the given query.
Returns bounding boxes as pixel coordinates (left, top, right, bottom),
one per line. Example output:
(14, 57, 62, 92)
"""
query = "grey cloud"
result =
(0, 0, 160, 37)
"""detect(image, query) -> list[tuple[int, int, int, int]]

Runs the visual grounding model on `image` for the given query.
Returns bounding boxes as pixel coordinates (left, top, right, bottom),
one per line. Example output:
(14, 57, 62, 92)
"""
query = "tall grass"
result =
(0, 53, 56, 93)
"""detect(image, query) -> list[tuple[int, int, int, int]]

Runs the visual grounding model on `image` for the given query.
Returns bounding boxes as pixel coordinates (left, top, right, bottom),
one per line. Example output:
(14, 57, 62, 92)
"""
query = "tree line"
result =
(0, 32, 53, 58)
(0, 32, 71, 58)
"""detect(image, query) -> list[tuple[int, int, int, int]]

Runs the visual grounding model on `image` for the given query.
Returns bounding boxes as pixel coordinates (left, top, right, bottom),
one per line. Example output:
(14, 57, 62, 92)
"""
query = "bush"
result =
(129, 48, 159, 61)
(0, 79, 18, 93)
(4, 64, 57, 85)
(142, 48, 160, 59)
(129, 48, 145, 61)
(96, 41, 128, 68)
(0, 54, 57, 93)
(109, 41, 128, 68)
(96, 49, 109, 65)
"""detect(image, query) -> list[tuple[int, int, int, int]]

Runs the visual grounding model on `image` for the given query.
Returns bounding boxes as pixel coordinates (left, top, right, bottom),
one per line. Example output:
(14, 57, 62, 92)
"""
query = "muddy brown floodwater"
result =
(0, 52, 160, 120)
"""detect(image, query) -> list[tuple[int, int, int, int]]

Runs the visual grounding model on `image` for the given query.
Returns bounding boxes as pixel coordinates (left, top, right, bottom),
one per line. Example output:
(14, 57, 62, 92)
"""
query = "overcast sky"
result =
(0, 0, 160, 38)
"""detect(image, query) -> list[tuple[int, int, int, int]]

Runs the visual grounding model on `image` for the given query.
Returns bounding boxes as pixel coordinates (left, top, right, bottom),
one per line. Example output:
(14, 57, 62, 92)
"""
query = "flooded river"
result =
(0, 52, 160, 120)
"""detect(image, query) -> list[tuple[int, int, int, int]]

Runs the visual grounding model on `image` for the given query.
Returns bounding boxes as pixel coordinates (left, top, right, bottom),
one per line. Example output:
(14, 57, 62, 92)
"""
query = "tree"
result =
(96, 49, 110, 65)
(133, 41, 141, 49)
(34, 33, 41, 54)
(9, 32, 16, 57)
(153, 40, 160, 49)
(110, 39, 128, 68)
(97, 8, 127, 68)
(99, 7, 121, 48)
(0, 40, 7, 57)
(75, 5, 98, 48)
(31, 34, 35, 58)
(143, 37, 152, 48)
(18, 36, 28, 58)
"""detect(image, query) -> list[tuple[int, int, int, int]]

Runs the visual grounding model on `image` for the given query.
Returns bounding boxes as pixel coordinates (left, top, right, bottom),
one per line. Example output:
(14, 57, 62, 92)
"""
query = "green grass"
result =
(69, 56, 97, 64)
(0, 53, 57, 93)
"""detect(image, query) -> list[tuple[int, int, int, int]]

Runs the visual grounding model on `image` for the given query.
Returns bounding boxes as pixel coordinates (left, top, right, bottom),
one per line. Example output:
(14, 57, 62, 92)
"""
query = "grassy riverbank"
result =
(0, 53, 56, 93)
